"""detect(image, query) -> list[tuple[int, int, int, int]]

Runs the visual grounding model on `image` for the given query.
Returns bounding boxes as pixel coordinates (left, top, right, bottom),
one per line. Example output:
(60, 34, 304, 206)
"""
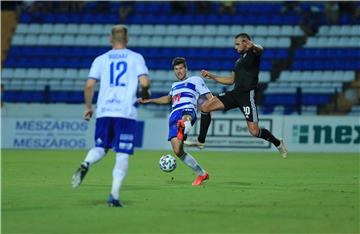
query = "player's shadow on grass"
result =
(84, 199, 135, 206)
(83, 184, 109, 188)
(165, 179, 190, 185)
(221, 181, 252, 186)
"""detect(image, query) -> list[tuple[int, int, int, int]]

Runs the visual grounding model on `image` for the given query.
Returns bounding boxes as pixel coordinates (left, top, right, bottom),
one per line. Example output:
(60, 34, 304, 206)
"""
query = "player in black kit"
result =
(185, 33, 288, 158)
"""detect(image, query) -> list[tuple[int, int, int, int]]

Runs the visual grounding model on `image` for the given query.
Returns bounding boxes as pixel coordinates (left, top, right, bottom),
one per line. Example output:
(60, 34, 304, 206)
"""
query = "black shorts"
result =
(217, 89, 259, 122)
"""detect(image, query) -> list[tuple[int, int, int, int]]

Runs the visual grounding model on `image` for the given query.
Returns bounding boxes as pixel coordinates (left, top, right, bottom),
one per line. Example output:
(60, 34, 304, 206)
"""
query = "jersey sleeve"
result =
(88, 57, 101, 80)
(194, 77, 211, 95)
(168, 85, 173, 96)
(135, 54, 149, 78)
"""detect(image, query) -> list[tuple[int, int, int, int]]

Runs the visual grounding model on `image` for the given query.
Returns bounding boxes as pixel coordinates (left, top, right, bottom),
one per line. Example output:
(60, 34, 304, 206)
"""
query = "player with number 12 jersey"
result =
(71, 25, 150, 207)
(89, 48, 148, 120)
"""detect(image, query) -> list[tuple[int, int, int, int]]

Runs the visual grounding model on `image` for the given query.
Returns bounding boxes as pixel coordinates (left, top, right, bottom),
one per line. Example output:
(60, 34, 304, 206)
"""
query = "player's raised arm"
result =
(243, 37, 263, 55)
(83, 79, 97, 121)
(137, 95, 171, 105)
(201, 70, 235, 85)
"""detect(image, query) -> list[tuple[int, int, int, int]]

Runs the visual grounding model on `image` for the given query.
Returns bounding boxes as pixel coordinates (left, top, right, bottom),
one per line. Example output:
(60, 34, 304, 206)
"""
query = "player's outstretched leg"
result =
(107, 194, 123, 207)
(71, 162, 89, 188)
(277, 139, 288, 158)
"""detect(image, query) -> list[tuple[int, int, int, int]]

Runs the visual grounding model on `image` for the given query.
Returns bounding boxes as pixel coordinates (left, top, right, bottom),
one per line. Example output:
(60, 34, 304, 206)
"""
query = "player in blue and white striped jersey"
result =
(138, 57, 212, 186)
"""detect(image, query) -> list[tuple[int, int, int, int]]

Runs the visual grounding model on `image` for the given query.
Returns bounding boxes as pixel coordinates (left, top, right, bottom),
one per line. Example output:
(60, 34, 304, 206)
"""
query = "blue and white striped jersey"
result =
(169, 76, 211, 115)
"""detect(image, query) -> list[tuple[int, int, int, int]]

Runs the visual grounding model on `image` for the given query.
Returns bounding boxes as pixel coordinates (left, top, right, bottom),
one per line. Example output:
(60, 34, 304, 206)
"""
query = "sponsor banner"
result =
(2, 118, 144, 150)
(141, 115, 359, 152)
(284, 116, 360, 152)
(3, 116, 358, 152)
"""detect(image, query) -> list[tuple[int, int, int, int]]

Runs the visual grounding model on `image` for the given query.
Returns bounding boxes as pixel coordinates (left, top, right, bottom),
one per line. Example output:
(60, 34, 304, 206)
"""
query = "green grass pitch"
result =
(2, 149, 359, 233)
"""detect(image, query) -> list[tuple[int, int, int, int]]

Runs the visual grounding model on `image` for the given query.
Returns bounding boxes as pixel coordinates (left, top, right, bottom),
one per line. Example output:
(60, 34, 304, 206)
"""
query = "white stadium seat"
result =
(150, 36, 164, 47)
(166, 25, 179, 36)
(62, 35, 76, 46)
(15, 24, 29, 34)
(267, 26, 280, 36)
(163, 36, 177, 47)
(66, 24, 79, 34)
(37, 35, 50, 46)
(175, 36, 189, 47)
(78, 69, 89, 79)
(178, 25, 192, 36)
(22, 79, 38, 90)
(217, 25, 230, 36)
(78, 24, 92, 35)
(255, 25, 268, 36)
(243, 25, 255, 35)
(39, 69, 52, 79)
(13, 68, 27, 79)
(65, 69, 78, 79)
(40, 24, 54, 34)
(28, 24, 42, 34)
(87, 35, 101, 46)
(26, 68, 40, 79)
(142, 25, 155, 36)
(52, 24, 67, 34)
(11, 35, 25, 45)
(23, 34, 38, 45)
(204, 25, 217, 36)
(214, 36, 227, 47)
(48, 35, 63, 46)
(52, 68, 66, 79)
(2, 68, 14, 79)
(90, 24, 104, 35)
(153, 25, 167, 35)
(74, 35, 88, 46)
(191, 25, 205, 36)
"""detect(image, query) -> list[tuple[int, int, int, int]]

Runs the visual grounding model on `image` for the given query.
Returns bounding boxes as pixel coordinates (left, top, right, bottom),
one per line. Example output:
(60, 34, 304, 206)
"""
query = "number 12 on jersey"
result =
(110, 61, 127, 87)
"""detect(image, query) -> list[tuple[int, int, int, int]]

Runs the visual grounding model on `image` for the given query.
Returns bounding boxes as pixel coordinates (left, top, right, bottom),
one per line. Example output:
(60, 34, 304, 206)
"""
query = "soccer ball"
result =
(159, 154, 176, 172)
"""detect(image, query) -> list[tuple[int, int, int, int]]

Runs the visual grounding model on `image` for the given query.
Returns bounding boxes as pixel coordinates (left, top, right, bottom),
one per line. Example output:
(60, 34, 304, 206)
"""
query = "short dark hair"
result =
(111, 25, 128, 43)
(235, 33, 251, 40)
(172, 57, 187, 68)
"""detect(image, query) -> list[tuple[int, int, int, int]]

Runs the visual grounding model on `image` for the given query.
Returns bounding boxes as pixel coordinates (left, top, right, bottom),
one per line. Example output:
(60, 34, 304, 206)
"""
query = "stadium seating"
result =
(2, 1, 360, 115)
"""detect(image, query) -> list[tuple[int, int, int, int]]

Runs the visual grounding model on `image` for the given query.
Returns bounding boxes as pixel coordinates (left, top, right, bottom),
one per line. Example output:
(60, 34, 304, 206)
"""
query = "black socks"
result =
(198, 112, 211, 143)
(257, 128, 280, 147)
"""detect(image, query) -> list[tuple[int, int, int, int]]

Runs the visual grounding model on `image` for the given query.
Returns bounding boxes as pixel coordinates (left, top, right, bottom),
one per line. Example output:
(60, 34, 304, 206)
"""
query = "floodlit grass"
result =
(2, 149, 359, 233)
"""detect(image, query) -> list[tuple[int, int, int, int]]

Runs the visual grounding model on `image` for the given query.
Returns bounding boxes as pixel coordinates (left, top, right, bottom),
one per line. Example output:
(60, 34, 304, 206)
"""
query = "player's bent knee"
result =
(248, 128, 259, 137)
(201, 104, 210, 113)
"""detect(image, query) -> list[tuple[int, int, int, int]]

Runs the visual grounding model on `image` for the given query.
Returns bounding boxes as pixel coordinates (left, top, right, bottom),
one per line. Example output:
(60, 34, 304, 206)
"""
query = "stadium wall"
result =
(2, 104, 359, 152)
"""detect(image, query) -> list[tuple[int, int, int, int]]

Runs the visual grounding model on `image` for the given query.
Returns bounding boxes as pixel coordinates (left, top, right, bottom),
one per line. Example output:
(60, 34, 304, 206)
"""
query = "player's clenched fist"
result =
(201, 70, 213, 79)
(83, 108, 93, 121)
(137, 98, 151, 104)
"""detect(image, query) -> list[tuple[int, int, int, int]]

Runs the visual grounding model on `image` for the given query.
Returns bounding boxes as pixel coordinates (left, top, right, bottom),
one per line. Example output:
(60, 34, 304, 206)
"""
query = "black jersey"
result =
(233, 49, 261, 92)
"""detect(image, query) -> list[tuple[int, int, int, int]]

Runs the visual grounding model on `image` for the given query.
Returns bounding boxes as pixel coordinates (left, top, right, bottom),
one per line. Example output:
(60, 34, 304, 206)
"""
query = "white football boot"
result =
(184, 138, 205, 149)
(277, 139, 288, 158)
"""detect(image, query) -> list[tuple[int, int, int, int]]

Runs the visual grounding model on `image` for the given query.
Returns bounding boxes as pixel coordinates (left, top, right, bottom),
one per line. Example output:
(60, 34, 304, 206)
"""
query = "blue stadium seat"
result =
(302, 94, 329, 105)
(265, 94, 296, 105)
